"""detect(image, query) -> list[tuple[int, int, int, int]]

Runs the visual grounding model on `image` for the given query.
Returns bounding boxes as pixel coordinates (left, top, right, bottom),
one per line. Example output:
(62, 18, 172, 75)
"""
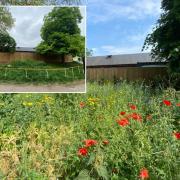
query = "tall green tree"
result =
(0, 0, 82, 5)
(0, 7, 16, 52)
(36, 7, 85, 64)
(143, 0, 180, 73)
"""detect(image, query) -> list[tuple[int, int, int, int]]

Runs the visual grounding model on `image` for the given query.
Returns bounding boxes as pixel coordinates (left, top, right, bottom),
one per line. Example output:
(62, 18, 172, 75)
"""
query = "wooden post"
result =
(71, 67, 74, 78)
(4, 68, 7, 77)
(25, 69, 28, 78)
(46, 69, 49, 78)
(64, 69, 67, 77)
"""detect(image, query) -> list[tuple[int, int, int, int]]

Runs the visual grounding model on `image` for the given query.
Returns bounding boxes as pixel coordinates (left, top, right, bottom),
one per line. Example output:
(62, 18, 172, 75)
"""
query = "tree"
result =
(86, 48, 93, 56)
(41, 7, 82, 41)
(0, 7, 16, 52)
(0, 32, 16, 52)
(36, 7, 85, 64)
(0, 7, 14, 32)
(0, 0, 82, 5)
(142, 0, 180, 73)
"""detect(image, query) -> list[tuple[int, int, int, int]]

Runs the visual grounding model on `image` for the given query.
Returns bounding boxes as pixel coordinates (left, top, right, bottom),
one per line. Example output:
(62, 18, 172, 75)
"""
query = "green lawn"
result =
(0, 82, 179, 179)
(0, 60, 84, 84)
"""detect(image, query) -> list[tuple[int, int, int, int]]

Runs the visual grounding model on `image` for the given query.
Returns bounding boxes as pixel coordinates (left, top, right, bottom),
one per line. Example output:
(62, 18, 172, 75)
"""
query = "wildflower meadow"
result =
(0, 82, 179, 179)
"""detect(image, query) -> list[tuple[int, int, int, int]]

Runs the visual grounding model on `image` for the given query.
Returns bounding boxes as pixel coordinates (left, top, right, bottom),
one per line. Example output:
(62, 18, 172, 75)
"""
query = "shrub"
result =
(0, 32, 16, 52)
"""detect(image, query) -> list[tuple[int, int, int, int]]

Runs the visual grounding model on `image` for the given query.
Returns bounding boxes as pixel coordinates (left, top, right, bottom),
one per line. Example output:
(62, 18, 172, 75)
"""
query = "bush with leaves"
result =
(0, 32, 16, 52)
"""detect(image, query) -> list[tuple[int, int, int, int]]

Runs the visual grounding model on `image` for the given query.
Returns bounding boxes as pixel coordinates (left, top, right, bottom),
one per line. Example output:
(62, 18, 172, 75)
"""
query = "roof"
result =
(87, 53, 166, 67)
(16, 47, 36, 52)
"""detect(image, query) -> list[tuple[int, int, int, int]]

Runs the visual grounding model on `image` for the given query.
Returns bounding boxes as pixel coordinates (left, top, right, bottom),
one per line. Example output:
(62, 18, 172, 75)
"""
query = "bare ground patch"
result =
(0, 80, 85, 93)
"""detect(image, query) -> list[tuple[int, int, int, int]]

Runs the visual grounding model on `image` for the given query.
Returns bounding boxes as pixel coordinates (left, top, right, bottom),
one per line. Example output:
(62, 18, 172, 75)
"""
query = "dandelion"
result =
(173, 132, 180, 140)
(84, 139, 97, 147)
(139, 168, 149, 179)
(163, 100, 172, 106)
(129, 104, 137, 110)
(117, 118, 130, 127)
(78, 148, 88, 156)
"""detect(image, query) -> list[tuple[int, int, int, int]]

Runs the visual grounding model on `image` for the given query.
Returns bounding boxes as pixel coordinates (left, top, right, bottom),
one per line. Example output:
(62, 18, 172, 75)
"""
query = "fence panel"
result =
(87, 67, 168, 81)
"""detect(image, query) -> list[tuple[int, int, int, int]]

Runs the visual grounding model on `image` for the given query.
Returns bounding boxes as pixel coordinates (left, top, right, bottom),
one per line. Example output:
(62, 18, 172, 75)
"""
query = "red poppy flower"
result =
(102, 140, 109, 145)
(84, 139, 97, 147)
(176, 103, 180, 107)
(174, 132, 180, 139)
(79, 102, 85, 108)
(139, 168, 149, 179)
(119, 111, 126, 116)
(131, 113, 142, 121)
(117, 118, 130, 126)
(78, 148, 88, 156)
(146, 115, 152, 120)
(163, 100, 172, 106)
(129, 104, 137, 110)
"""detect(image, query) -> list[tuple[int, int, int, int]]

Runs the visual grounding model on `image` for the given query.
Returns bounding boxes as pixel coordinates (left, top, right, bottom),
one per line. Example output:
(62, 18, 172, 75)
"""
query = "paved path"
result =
(0, 80, 86, 93)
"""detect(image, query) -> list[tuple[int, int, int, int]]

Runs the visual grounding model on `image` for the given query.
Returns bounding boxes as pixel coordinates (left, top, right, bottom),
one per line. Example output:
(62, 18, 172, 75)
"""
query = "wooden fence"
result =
(87, 67, 168, 81)
(0, 52, 72, 64)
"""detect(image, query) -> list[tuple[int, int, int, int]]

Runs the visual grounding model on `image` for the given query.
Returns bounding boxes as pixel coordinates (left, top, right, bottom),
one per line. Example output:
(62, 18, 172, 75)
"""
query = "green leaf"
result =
(75, 169, 91, 180)
(97, 166, 109, 180)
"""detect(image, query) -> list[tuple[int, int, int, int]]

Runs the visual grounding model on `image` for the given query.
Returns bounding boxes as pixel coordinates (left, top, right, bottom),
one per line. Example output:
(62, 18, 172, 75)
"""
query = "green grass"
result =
(0, 82, 179, 179)
(0, 60, 84, 84)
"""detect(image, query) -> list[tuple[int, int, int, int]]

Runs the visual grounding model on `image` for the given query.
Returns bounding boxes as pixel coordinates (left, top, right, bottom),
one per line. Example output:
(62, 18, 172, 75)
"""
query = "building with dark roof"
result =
(16, 47, 36, 53)
(86, 53, 167, 81)
(87, 53, 167, 67)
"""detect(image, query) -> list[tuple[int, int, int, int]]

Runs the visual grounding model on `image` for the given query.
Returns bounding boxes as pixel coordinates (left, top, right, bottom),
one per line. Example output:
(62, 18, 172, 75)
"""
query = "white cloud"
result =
(88, 0, 161, 23)
(92, 44, 150, 55)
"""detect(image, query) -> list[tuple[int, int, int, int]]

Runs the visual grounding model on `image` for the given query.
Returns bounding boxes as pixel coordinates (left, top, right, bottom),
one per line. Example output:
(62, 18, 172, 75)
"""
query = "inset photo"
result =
(0, 6, 86, 93)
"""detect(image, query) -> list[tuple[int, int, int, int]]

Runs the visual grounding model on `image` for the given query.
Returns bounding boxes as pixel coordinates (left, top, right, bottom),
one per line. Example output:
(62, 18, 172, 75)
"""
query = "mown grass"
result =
(0, 82, 179, 179)
(0, 60, 84, 84)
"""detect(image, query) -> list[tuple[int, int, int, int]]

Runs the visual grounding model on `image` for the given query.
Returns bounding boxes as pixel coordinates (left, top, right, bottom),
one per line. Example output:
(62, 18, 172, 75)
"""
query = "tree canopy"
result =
(41, 7, 82, 41)
(143, 0, 180, 73)
(0, 7, 16, 52)
(36, 7, 85, 62)
(0, 7, 14, 32)
(0, 32, 16, 52)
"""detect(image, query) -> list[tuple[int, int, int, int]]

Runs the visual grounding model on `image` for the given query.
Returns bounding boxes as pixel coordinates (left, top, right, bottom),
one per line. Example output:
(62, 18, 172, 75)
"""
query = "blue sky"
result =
(87, 0, 162, 56)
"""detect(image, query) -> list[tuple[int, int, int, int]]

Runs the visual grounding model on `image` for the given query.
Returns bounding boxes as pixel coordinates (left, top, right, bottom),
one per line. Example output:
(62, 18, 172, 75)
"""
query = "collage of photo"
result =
(0, 0, 179, 179)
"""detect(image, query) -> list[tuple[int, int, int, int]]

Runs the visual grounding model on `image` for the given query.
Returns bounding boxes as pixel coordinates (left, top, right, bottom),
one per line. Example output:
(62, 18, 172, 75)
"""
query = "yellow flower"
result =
(22, 102, 33, 107)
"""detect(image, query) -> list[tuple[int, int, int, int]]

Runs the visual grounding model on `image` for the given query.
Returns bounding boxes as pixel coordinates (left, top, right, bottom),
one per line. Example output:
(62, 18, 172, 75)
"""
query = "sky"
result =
(8, 6, 86, 48)
(86, 0, 162, 56)
(7, 0, 162, 56)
